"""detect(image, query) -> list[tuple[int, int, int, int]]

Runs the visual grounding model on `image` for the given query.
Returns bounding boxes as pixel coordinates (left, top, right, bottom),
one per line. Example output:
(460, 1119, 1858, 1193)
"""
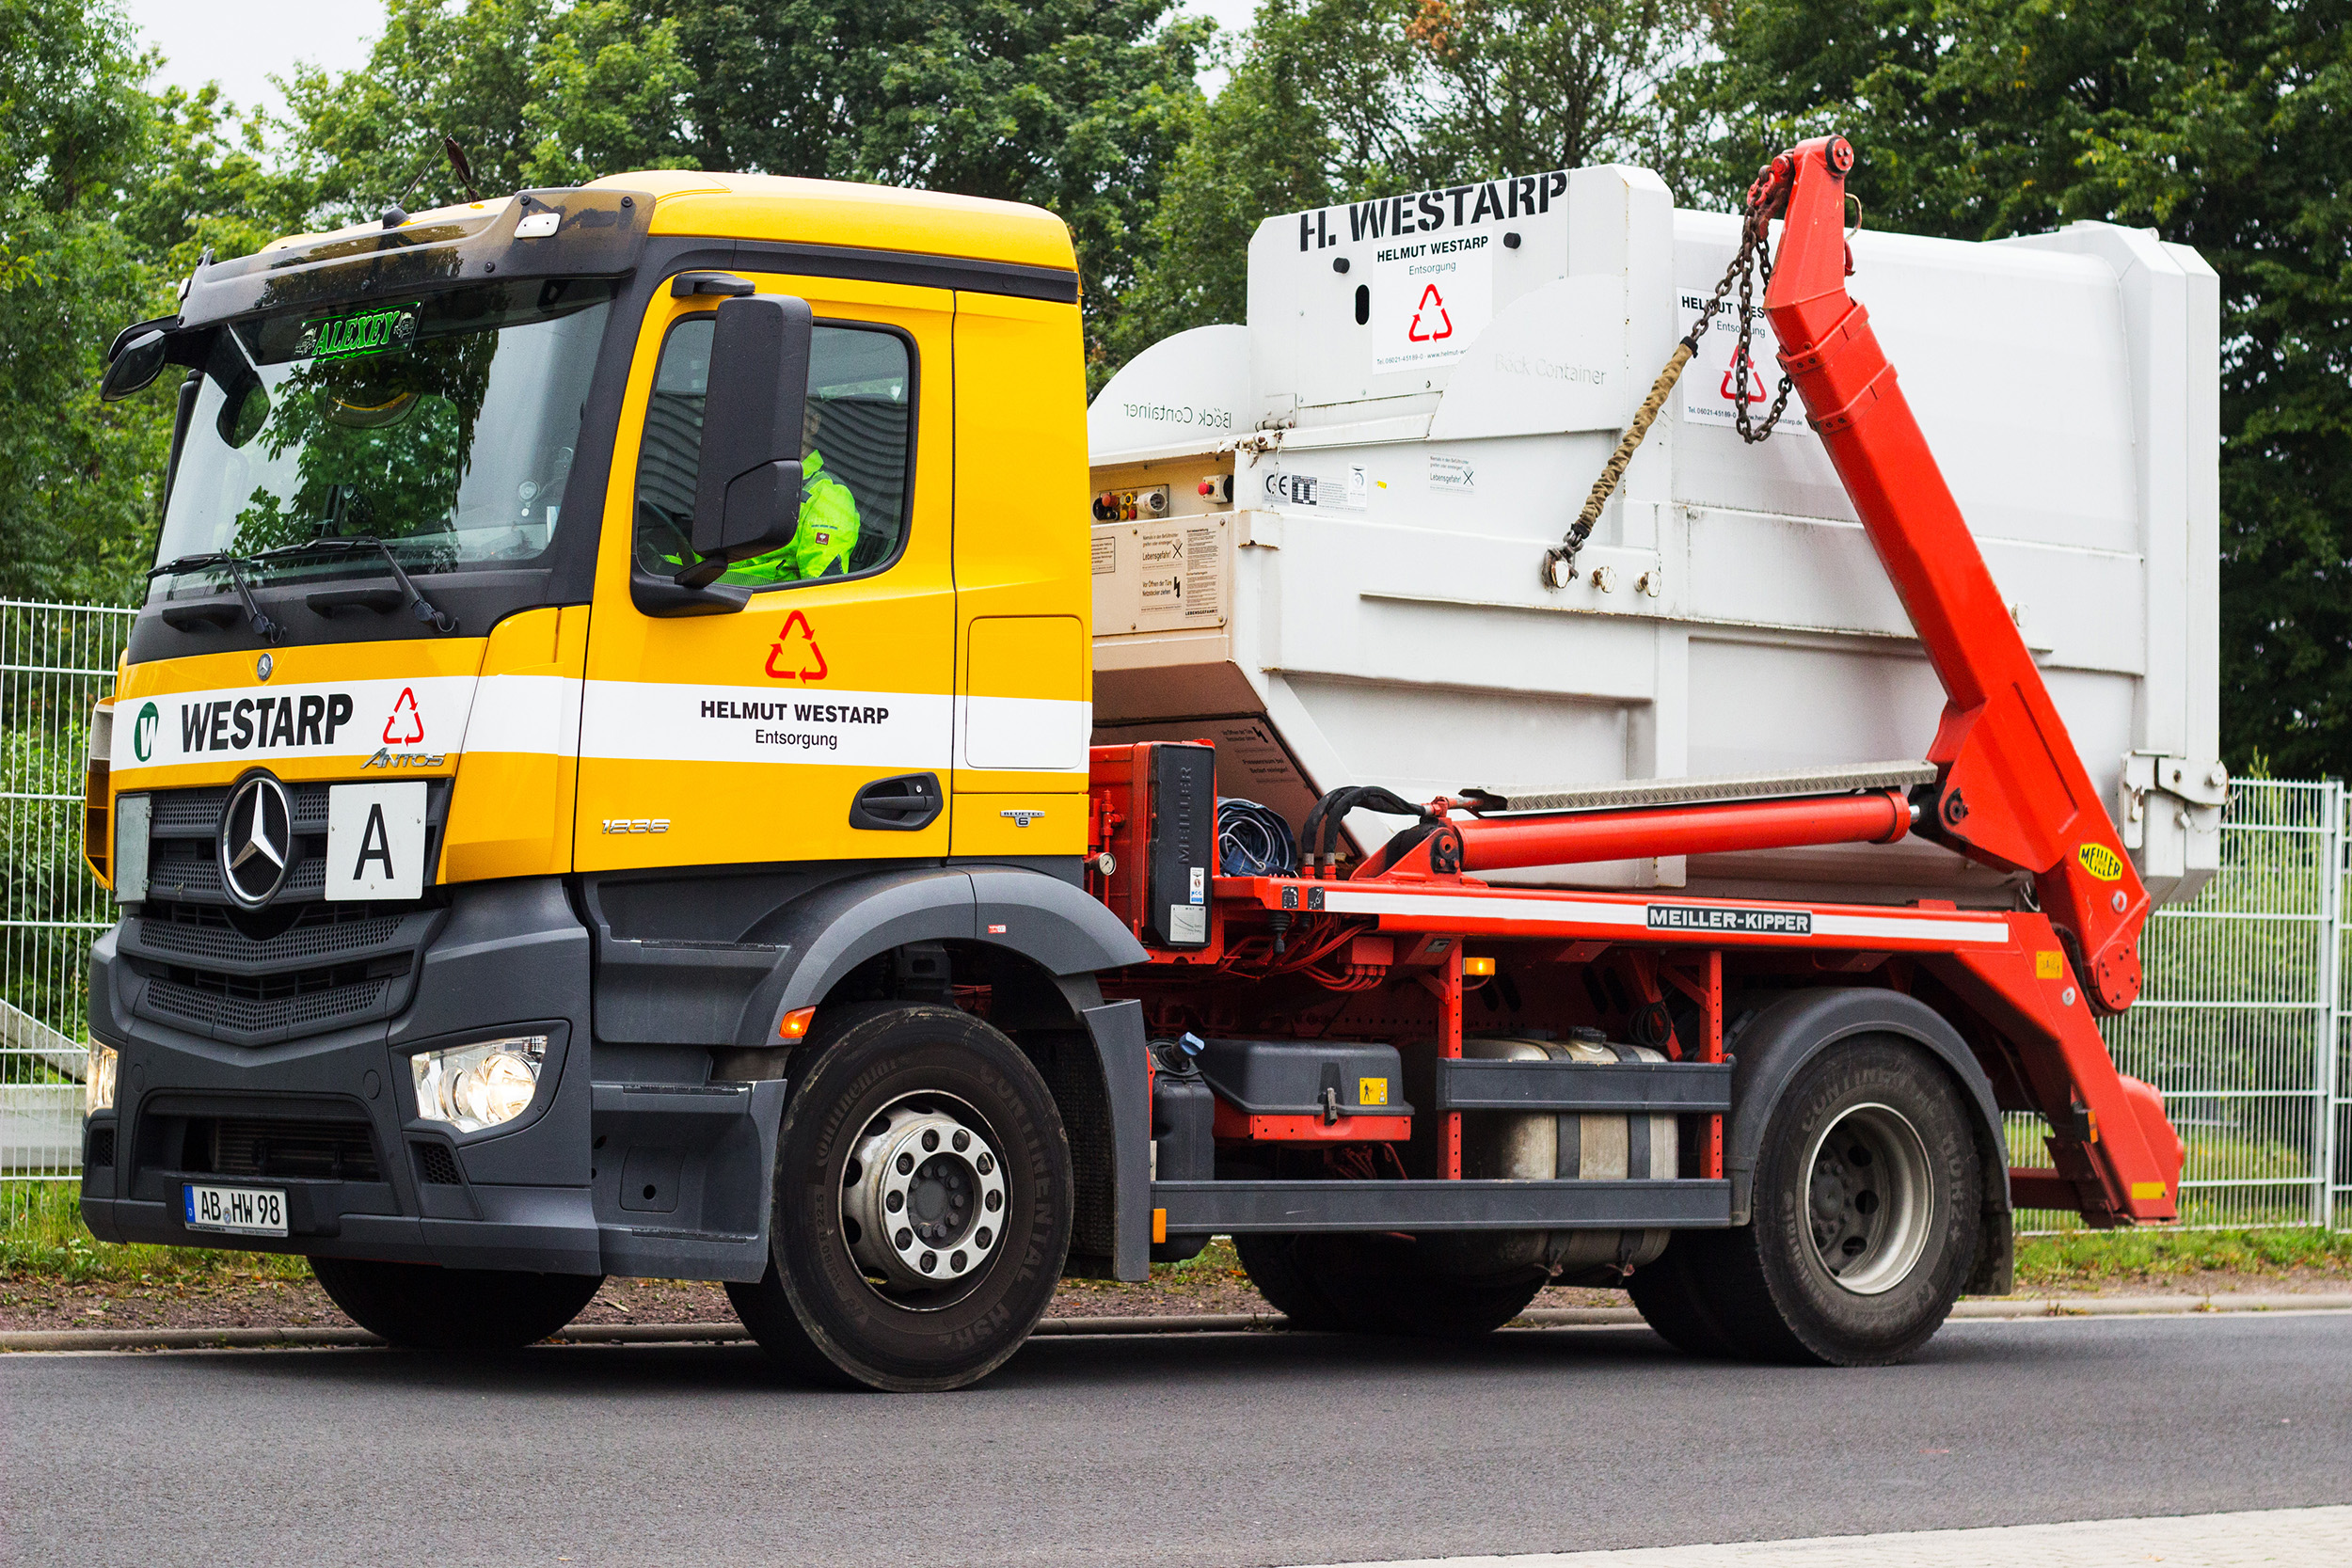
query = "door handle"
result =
(850, 773, 943, 832)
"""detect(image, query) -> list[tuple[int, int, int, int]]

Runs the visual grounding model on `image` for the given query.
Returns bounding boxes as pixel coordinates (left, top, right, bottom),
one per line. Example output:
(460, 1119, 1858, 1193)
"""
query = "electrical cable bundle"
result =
(1216, 797, 1298, 878)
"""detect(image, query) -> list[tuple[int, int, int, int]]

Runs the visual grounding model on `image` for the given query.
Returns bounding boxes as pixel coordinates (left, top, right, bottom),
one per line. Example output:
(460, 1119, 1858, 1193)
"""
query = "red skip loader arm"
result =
(1753, 138, 2152, 1017)
(1356, 137, 2182, 1221)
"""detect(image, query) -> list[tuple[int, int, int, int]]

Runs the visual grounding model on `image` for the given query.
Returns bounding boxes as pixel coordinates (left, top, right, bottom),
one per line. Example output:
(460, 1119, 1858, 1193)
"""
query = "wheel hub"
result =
(842, 1101, 1008, 1291)
(1801, 1101, 1933, 1296)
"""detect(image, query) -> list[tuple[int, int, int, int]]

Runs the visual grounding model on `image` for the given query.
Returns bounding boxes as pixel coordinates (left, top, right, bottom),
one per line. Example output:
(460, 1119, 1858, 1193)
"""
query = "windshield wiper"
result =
(148, 553, 283, 643)
(254, 536, 459, 633)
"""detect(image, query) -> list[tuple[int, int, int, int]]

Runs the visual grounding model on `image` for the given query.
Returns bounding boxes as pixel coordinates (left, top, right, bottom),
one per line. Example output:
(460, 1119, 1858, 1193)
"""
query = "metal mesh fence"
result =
(2012, 779, 2347, 1232)
(0, 602, 135, 1190)
(1, 594, 2347, 1235)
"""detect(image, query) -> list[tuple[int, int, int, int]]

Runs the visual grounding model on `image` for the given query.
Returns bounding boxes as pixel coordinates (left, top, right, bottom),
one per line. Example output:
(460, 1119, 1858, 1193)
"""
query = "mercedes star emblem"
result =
(256, 652, 274, 681)
(219, 774, 294, 906)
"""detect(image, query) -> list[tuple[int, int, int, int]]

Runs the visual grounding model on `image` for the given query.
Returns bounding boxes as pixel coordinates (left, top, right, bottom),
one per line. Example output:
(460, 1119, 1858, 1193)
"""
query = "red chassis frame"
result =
(1093, 135, 2185, 1228)
(1111, 879, 2184, 1225)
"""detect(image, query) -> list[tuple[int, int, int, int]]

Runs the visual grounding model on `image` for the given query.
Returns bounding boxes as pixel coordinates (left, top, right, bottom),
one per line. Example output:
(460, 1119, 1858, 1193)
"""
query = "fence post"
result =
(2327, 782, 2347, 1231)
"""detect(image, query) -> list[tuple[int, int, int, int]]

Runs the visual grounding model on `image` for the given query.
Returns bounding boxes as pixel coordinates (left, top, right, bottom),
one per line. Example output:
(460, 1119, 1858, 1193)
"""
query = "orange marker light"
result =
(1463, 957, 1496, 976)
(778, 1006, 817, 1040)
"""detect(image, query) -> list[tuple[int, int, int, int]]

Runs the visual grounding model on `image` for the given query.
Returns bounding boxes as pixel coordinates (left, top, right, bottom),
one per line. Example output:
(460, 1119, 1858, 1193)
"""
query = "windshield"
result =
(150, 278, 614, 596)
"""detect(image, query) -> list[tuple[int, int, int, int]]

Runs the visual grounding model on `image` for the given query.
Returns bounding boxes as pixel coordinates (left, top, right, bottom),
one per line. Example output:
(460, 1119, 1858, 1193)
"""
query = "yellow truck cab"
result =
(84, 175, 1150, 1389)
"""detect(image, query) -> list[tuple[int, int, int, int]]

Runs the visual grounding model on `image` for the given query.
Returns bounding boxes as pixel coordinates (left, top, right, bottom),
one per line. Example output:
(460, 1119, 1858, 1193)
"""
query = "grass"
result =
(7, 1177, 2349, 1295)
(2012, 1226, 2352, 1290)
(0, 1180, 309, 1287)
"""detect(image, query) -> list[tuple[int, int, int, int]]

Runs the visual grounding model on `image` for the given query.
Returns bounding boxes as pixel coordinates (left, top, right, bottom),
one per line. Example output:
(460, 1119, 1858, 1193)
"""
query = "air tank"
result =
(1413, 1032, 1675, 1281)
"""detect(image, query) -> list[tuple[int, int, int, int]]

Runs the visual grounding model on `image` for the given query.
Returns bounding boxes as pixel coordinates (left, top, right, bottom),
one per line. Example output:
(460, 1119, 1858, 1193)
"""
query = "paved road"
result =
(7, 1312, 2349, 1568)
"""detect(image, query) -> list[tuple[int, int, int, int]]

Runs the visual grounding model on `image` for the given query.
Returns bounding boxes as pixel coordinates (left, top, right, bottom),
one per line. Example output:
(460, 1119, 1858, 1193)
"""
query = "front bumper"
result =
(80, 878, 603, 1274)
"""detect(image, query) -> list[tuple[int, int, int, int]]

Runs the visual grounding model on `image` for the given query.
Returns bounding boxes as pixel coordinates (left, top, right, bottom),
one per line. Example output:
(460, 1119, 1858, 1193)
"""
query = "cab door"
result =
(577, 274, 956, 871)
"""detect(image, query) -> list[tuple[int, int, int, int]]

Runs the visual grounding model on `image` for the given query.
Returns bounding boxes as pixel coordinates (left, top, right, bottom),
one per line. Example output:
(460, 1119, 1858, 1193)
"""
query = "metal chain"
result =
(1542, 185, 1792, 583)
(1727, 198, 1795, 444)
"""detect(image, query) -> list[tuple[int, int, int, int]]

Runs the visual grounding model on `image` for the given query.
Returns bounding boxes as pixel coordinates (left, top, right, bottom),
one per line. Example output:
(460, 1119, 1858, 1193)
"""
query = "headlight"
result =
(410, 1036, 548, 1132)
(86, 1043, 118, 1116)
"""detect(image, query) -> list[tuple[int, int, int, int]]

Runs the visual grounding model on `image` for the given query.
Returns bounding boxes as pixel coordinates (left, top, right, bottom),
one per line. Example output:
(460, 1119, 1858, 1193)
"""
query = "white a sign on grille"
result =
(326, 782, 427, 901)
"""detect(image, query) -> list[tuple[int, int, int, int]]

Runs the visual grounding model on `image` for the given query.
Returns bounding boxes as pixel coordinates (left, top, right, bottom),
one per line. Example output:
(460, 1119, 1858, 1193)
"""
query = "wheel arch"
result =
(753, 869, 1152, 1284)
(1724, 986, 2013, 1292)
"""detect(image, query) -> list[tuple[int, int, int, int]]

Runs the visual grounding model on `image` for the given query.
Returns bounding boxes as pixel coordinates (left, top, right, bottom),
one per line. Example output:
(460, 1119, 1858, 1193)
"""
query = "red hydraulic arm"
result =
(1342, 136, 2182, 1222)
(1749, 137, 2152, 1017)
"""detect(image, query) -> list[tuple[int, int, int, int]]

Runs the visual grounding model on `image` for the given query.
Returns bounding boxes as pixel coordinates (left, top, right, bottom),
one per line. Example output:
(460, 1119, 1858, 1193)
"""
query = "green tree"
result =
(1688, 0, 2352, 778)
(665, 0, 1210, 382)
(1113, 0, 1707, 365)
(278, 0, 696, 223)
(0, 0, 179, 603)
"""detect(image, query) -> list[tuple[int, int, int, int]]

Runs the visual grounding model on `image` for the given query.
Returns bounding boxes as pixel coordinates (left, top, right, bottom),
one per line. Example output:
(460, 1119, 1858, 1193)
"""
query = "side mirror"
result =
(101, 328, 170, 402)
(683, 293, 813, 589)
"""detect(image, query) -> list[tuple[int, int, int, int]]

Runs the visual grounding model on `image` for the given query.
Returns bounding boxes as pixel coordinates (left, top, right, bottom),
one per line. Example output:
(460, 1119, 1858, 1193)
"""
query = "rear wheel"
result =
(1237, 1232, 1542, 1338)
(726, 1002, 1071, 1391)
(1625, 1234, 1742, 1357)
(308, 1257, 603, 1350)
(1645, 1037, 1980, 1366)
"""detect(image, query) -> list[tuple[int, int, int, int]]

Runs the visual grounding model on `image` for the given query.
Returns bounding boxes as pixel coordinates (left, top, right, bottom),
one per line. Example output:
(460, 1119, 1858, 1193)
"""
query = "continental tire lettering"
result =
(1645, 904, 1813, 936)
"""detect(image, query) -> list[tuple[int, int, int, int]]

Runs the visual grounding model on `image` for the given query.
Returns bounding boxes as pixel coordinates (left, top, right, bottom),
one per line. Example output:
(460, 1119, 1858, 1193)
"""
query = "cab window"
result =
(632, 315, 914, 586)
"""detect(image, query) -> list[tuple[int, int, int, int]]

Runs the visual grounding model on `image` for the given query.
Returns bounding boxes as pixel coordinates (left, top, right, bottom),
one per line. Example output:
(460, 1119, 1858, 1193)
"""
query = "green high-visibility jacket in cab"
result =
(737, 451, 859, 581)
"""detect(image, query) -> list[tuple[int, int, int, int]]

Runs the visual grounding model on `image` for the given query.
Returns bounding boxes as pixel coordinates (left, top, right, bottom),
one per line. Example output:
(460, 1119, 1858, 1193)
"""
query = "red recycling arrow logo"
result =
(764, 610, 829, 682)
(1722, 366, 1767, 404)
(382, 687, 424, 745)
(1407, 284, 1454, 343)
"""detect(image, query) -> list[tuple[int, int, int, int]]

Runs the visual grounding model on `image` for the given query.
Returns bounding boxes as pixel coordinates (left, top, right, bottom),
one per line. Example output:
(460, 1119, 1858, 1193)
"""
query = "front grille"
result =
(150, 783, 329, 834)
(123, 780, 450, 1046)
(137, 904, 405, 966)
(413, 1142, 463, 1185)
(205, 1117, 380, 1180)
(85, 1127, 116, 1167)
(145, 838, 330, 903)
(151, 786, 231, 833)
(147, 973, 393, 1037)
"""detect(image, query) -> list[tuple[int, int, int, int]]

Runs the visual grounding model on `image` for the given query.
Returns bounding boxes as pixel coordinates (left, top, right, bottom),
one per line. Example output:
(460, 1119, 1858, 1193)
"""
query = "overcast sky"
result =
(123, 0, 1259, 124)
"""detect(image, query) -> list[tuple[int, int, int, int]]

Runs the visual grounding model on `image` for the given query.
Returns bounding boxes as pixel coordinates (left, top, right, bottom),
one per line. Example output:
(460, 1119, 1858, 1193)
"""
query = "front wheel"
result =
(308, 1257, 604, 1349)
(726, 1002, 1073, 1391)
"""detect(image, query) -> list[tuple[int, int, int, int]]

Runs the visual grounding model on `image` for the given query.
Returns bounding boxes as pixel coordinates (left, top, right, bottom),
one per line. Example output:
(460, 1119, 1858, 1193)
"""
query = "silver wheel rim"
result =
(840, 1093, 1009, 1307)
(1802, 1101, 1934, 1296)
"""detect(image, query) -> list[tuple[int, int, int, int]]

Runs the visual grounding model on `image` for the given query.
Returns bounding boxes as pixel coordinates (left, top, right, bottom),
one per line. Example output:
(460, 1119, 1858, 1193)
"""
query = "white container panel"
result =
(1091, 162, 2222, 908)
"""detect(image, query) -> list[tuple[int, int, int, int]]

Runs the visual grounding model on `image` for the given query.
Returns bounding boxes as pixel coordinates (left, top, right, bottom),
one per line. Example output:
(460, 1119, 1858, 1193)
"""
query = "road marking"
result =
(1288, 1505, 2352, 1568)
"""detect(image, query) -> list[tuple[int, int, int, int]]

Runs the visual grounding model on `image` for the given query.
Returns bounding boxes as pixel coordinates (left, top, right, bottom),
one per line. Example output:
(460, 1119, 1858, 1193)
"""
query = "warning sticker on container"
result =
(1429, 455, 1476, 493)
(1373, 237, 1494, 372)
(1091, 534, 1116, 576)
(1138, 527, 1183, 610)
(1184, 525, 1220, 617)
(1678, 289, 1815, 436)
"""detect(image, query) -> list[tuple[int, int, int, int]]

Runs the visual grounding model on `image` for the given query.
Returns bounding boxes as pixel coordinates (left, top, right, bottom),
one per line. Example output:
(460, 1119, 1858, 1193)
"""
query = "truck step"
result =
(1471, 760, 1938, 816)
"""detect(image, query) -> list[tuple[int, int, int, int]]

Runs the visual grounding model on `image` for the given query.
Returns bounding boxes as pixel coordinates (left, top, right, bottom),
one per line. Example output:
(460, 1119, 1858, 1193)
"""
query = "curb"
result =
(3, 1292, 2344, 1354)
(1947, 1292, 2352, 1320)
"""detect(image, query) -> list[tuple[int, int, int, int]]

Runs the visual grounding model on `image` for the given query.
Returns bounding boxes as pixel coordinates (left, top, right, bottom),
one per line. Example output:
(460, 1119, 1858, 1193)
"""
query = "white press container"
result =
(1088, 164, 2221, 907)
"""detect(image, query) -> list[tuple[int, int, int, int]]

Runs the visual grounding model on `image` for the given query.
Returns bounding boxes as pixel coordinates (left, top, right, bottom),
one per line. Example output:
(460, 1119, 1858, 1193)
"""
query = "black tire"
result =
(1232, 1232, 1350, 1330)
(1626, 1233, 1743, 1357)
(1690, 1037, 1983, 1366)
(1238, 1232, 1542, 1338)
(308, 1257, 603, 1350)
(726, 1002, 1072, 1391)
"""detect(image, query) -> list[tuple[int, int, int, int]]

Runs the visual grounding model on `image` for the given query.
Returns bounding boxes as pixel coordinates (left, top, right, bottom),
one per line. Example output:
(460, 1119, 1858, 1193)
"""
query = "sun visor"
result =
(176, 187, 655, 333)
